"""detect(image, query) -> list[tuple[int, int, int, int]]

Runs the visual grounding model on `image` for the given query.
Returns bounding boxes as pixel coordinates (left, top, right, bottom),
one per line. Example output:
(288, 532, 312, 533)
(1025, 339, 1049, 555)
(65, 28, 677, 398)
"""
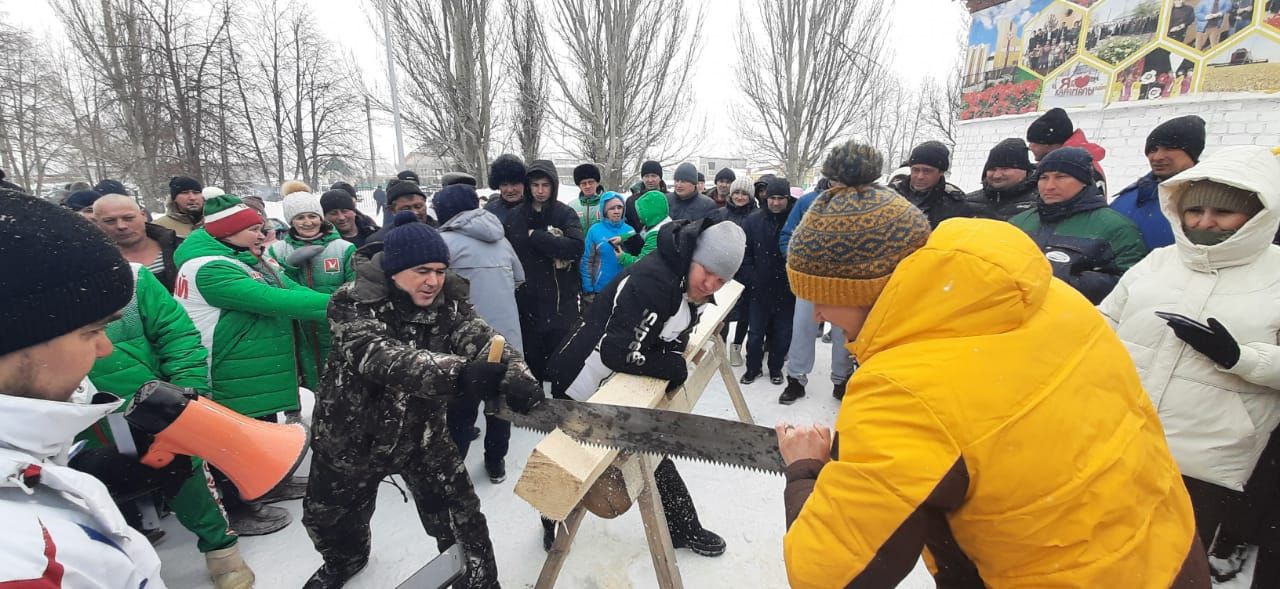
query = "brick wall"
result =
(949, 93, 1280, 195)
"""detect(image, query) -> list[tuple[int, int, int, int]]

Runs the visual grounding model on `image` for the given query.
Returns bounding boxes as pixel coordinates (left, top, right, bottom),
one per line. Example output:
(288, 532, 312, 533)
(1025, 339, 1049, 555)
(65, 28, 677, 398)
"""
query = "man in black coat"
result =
(965, 138, 1040, 221)
(504, 159, 584, 384)
(547, 217, 746, 557)
(740, 177, 797, 400)
(890, 141, 971, 228)
(485, 154, 528, 226)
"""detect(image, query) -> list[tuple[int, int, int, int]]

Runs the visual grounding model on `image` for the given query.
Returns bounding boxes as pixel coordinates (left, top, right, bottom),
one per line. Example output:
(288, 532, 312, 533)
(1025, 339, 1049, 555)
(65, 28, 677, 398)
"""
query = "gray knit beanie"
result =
(692, 221, 746, 279)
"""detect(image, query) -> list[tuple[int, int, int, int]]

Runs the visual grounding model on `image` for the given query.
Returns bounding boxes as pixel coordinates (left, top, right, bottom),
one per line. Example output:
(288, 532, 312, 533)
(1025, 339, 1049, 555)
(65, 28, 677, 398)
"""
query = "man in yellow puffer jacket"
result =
(776, 141, 1208, 588)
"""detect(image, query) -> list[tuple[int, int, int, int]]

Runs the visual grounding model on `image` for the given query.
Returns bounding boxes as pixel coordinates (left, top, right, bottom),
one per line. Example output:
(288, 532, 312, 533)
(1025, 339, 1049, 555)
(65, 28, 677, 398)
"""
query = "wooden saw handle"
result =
(487, 335, 506, 362)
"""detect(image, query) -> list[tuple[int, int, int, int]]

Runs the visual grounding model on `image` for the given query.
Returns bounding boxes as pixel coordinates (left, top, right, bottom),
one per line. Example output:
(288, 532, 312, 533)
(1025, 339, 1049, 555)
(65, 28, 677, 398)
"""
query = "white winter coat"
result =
(0, 379, 166, 588)
(1099, 145, 1280, 491)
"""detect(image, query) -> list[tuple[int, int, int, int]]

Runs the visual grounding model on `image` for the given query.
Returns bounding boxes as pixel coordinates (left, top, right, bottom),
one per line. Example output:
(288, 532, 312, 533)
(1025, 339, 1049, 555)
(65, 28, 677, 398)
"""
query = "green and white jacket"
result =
(267, 228, 356, 389)
(173, 229, 331, 417)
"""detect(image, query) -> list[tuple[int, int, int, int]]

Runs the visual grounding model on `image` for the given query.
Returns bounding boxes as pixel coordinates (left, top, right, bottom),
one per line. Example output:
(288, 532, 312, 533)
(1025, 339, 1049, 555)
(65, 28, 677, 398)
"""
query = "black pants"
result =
(303, 442, 498, 588)
(520, 321, 572, 383)
(746, 295, 795, 376)
(1183, 475, 1245, 549)
(447, 397, 511, 461)
(718, 293, 752, 346)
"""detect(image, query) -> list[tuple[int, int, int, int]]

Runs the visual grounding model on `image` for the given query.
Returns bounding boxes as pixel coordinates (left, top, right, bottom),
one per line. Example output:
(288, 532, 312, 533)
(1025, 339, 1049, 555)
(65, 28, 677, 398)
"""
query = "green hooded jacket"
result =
(571, 189, 604, 235)
(173, 228, 331, 417)
(267, 228, 356, 389)
(618, 190, 670, 267)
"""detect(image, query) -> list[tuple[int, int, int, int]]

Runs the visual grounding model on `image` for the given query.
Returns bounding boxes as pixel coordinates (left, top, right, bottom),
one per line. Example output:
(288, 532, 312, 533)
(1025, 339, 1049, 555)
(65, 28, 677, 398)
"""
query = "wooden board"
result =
(514, 281, 742, 521)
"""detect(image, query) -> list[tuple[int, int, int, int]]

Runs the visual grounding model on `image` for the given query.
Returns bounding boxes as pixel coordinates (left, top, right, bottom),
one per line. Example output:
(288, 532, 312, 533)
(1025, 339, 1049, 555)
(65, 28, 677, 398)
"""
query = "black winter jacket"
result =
(964, 178, 1039, 221)
(145, 222, 183, 292)
(741, 203, 794, 304)
(485, 196, 523, 226)
(504, 160, 585, 332)
(890, 178, 972, 228)
(708, 198, 757, 285)
(547, 218, 712, 398)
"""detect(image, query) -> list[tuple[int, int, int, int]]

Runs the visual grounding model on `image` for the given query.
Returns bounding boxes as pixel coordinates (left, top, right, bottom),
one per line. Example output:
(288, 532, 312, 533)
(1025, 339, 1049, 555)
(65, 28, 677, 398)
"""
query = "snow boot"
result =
(206, 545, 255, 589)
(1208, 544, 1249, 582)
(769, 373, 784, 385)
(821, 331, 832, 344)
(779, 378, 806, 405)
(302, 559, 368, 589)
(470, 426, 481, 441)
(227, 501, 291, 536)
(541, 517, 557, 551)
(739, 370, 761, 385)
(260, 475, 307, 503)
(485, 456, 506, 484)
(728, 344, 744, 367)
(833, 381, 847, 400)
(672, 528, 727, 557)
(142, 527, 166, 545)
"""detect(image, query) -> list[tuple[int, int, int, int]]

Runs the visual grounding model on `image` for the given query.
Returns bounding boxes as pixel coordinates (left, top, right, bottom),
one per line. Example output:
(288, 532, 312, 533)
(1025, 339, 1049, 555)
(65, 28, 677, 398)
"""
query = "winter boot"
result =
(470, 426, 482, 441)
(821, 330, 832, 344)
(260, 475, 308, 503)
(833, 381, 847, 400)
(1208, 543, 1249, 582)
(485, 455, 506, 484)
(739, 370, 761, 385)
(541, 517, 557, 551)
(206, 545, 255, 589)
(142, 527, 166, 545)
(728, 344, 744, 367)
(302, 559, 368, 589)
(769, 372, 784, 385)
(779, 378, 806, 405)
(227, 501, 291, 536)
(672, 528, 727, 557)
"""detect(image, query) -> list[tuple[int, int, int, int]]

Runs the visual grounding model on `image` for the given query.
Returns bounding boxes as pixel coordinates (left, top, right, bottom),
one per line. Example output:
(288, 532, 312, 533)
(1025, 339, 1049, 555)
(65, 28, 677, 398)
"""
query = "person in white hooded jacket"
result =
(0, 193, 165, 587)
(1099, 145, 1280, 577)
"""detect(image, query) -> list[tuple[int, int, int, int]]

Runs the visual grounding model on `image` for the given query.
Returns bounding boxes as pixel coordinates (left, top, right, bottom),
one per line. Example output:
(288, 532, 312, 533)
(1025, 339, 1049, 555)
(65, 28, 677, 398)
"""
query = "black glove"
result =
(1167, 317, 1241, 369)
(664, 358, 689, 393)
(504, 377, 545, 414)
(457, 361, 506, 401)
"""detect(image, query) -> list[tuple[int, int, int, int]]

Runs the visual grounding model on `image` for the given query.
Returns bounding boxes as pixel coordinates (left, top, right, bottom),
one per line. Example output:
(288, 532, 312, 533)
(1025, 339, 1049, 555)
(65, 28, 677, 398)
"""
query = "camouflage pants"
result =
(302, 441, 499, 588)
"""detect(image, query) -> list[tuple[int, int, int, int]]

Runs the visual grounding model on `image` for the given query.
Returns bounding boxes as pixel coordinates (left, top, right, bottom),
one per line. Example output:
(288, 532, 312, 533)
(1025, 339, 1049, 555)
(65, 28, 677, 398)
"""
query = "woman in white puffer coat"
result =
(1099, 145, 1280, 564)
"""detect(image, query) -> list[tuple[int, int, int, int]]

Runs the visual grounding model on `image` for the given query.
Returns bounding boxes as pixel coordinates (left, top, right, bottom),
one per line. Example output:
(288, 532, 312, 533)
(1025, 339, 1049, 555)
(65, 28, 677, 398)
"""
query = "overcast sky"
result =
(2, 0, 968, 166)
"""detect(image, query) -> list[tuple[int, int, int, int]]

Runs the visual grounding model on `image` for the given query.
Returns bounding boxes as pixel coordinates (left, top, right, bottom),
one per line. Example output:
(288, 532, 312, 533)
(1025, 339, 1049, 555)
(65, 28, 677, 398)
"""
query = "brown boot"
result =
(206, 545, 255, 589)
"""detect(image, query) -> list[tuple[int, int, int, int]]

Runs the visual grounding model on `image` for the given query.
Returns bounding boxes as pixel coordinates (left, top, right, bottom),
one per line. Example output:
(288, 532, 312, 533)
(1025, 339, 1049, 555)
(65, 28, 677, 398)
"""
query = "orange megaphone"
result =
(124, 381, 308, 501)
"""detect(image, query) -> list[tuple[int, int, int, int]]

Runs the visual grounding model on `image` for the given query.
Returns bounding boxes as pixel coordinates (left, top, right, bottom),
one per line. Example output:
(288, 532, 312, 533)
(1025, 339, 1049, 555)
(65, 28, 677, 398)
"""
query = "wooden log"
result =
(514, 281, 743, 521)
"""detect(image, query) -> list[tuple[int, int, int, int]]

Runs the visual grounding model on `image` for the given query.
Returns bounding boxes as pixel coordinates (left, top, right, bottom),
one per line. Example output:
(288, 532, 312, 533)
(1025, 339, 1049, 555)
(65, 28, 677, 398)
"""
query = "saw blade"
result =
(502, 399, 785, 474)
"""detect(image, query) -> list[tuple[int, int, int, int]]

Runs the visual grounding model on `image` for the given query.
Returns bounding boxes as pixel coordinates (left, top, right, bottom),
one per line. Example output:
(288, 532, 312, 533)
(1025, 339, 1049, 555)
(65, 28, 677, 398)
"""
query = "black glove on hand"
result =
(504, 377, 545, 414)
(664, 358, 689, 393)
(1168, 317, 1241, 369)
(458, 361, 506, 401)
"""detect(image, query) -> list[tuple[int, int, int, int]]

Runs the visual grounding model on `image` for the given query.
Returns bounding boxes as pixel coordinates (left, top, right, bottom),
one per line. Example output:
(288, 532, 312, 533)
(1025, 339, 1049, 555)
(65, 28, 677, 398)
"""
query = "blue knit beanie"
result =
(1035, 147, 1094, 186)
(432, 184, 480, 225)
(382, 211, 450, 276)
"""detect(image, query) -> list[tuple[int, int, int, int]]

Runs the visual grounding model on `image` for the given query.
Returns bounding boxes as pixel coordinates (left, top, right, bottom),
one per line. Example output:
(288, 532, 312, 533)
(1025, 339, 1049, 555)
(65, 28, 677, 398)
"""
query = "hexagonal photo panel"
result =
(1165, 0, 1256, 53)
(1109, 45, 1199, 102)
(1040, 58, 1112, 110)
(1201, 33, 1280, 92)
(1266, 0, 1280, 32)
(1022, 2, 1086, 76)
(1084, 0, 1162, 65)
(1067, 0, 1100, 6)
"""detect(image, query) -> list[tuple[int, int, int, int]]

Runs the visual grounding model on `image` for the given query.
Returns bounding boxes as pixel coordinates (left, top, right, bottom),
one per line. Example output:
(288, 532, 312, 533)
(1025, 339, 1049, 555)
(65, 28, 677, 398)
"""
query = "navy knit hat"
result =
(64, 189, 103, 211)
(382, 211, 450, 276)
(1035, 147, 1094, 186)
(94, 179, 128, 196)
(433, 184, 480, 225)
(0, 194, 134, 356)
(1146, 115, 1207, 162)
(169, 176, 203, 199)
(908, 141, 951, 172)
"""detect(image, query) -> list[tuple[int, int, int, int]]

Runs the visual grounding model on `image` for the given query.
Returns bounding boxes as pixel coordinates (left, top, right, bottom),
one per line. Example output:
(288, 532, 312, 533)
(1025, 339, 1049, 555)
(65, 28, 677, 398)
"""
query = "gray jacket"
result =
(666, 191, 719, 222)
(440, 208, 527, 352)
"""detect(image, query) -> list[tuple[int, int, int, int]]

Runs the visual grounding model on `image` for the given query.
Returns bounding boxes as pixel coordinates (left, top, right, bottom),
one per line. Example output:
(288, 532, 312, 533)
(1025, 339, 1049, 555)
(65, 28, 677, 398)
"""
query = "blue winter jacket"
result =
(581, 192, 633, 293)
(780, 189, 821, 256)
(1110, 172, 1174, 250)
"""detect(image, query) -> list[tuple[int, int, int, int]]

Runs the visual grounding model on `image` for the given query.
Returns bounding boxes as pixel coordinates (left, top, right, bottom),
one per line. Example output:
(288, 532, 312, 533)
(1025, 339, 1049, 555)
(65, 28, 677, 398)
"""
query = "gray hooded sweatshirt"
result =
(440, 208, 527, 352)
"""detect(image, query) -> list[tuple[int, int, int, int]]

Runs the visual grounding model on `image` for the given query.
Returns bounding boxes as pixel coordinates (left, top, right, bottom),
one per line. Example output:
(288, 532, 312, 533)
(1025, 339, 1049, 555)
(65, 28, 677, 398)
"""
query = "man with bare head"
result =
(93, 194, 185, 292)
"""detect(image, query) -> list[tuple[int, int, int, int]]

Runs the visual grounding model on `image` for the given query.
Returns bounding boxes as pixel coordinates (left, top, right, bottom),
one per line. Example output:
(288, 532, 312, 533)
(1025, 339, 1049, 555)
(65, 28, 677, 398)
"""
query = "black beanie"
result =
(697, 172, 705, 183)
(714, 168, 736, 183)
(169, 176, 203, 199)
(0, 194, 134, 356)
(386, 180, 426, 206)
(641, 160, 662, 178)
(674, 162, 699, 184)
(397, 170, 420, 184)
(64, 189, 103, 211)
(765, 177, 792, 197)
(983, 138, 1035, 174)
(1026, 108, 1074, 145)
(488, 154, 528, 190)
(320, 189, 357, 214)
(94, 179, 128, 196)
(1146, 115, 1207, 162)
(908, 141, 951, 172)
(330, 181, 357, 200)
(441, 172, 477, 187)
(573, 163, 602, 185)
(1036, 146, 1094, 186)
(382, 211, 450, 276)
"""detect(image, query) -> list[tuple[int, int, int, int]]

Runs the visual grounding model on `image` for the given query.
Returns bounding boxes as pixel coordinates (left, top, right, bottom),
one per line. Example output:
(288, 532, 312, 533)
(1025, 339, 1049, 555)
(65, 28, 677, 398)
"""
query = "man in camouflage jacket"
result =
(302, 221, 543, 589)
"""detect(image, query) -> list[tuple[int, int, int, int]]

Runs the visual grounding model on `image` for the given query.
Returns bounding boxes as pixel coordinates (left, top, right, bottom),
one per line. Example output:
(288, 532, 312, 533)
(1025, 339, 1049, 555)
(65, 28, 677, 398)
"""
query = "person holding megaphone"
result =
(302, 212, 544, 588)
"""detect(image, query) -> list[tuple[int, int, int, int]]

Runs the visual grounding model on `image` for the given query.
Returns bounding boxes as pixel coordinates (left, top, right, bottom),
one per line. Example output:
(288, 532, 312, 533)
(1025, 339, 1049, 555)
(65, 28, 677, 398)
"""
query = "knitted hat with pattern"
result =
(786, 185, 931, 307)
(282, 191, 323, 222)
(203, 194, 264, 238)
(821, 141, 884, 188)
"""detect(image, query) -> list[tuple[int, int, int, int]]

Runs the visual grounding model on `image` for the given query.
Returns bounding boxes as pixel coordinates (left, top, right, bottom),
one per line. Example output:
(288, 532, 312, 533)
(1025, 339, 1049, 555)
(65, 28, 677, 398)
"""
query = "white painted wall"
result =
(949, 93, 1280, 195)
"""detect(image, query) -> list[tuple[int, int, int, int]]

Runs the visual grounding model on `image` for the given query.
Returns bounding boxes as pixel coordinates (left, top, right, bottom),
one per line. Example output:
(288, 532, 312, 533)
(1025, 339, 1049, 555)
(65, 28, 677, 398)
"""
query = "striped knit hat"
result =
(786, 184, 931, 307)
(203, 194, 264, 238)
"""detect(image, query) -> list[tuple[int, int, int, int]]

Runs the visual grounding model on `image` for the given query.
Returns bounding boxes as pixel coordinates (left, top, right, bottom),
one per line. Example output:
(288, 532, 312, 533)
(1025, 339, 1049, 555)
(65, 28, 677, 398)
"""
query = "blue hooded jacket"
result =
(1110, 172, 1174, 250)
(581, 192, 633, 293)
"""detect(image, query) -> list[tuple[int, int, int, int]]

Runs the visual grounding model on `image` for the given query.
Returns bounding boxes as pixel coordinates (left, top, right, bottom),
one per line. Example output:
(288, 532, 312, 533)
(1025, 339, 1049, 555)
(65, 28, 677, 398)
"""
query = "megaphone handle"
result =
(483, 335, 506, 417)
(139, 446, 176, 469)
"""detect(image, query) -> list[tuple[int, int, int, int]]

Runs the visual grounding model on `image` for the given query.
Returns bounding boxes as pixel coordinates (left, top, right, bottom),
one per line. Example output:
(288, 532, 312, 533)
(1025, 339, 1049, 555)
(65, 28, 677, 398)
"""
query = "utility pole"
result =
(382, 2, 406, 171)
(365, 95, 377, 184)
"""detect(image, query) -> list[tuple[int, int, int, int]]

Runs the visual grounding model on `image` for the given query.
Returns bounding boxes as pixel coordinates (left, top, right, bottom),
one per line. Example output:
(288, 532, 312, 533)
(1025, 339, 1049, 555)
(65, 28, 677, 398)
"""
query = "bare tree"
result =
(0, 23, 74, 195)
(533, 0, 703, 190)
(734, 0, 891, 182)
(503, 0, 547, 164)
(860, 75, 926, 175)
(379, 0, 494, 184)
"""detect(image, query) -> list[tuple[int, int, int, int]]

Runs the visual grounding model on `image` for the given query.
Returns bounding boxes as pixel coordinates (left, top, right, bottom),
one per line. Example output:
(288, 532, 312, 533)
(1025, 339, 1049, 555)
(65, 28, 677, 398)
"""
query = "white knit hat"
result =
(282, 191, 323, 221)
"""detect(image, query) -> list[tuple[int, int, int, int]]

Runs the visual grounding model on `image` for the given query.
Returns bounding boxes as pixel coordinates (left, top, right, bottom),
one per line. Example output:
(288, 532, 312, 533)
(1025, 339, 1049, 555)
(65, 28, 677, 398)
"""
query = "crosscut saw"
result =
(481, 336, 785, 474)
